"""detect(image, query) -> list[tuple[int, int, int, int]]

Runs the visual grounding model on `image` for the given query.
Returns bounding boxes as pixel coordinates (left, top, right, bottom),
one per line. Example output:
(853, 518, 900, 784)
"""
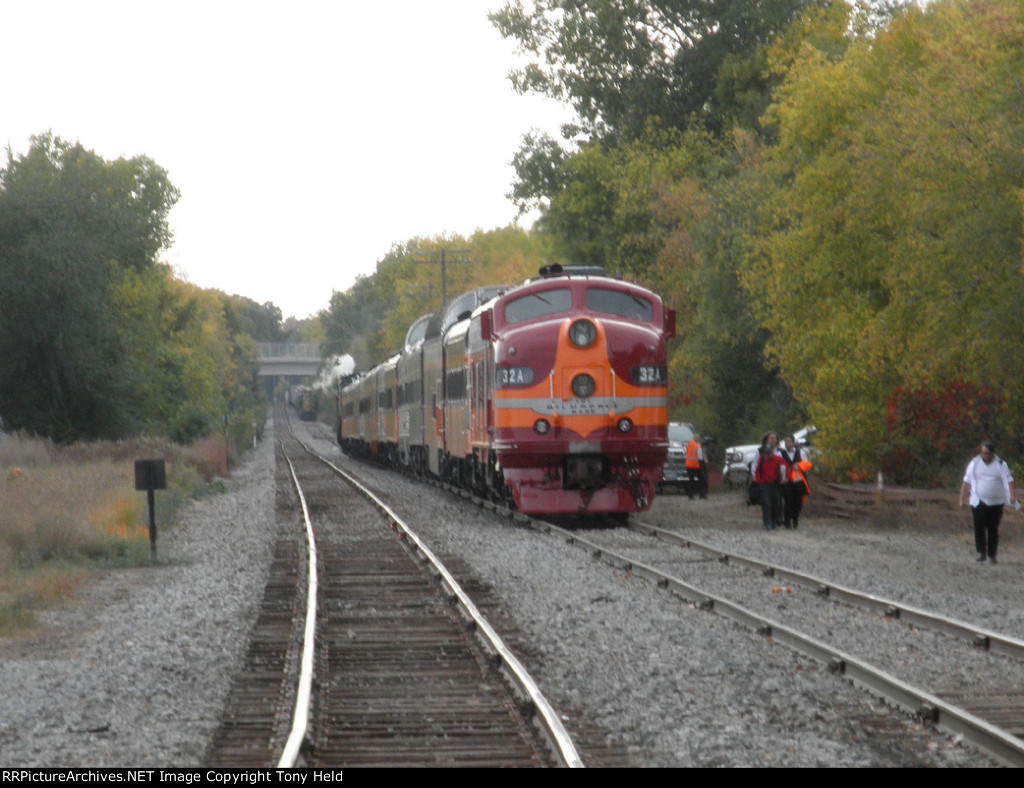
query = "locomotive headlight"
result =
(568, 319, 597, 348)
(534, 419, 551, 435)
(617, 418, 633, 434)
(571, 373, 596, 398)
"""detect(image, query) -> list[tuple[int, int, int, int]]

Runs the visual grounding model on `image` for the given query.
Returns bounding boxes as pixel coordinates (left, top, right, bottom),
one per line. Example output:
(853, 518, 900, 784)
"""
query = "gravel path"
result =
(1, 416, 1017, 767)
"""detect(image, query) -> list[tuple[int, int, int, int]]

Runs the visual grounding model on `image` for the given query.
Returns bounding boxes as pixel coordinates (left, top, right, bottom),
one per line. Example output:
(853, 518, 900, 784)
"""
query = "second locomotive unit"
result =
(290, 385, 318, 421)
(338, 265, 676, 516)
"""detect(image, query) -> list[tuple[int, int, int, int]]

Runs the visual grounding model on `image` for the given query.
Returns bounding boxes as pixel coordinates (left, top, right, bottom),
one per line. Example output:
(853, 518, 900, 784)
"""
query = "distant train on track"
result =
(289, 386, 318, 421)
(337, 265, 676, 516)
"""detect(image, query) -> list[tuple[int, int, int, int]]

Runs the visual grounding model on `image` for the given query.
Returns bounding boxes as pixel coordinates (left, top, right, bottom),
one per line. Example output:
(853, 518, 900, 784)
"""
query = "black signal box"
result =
(134, 459, 167, 491)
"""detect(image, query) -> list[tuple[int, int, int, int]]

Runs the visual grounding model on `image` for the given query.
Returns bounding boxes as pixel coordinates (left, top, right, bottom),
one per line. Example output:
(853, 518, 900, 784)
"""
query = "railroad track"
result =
(526, 517, 1024, 766)
(290, 415, 1023, 765)
(627, 520, 1024, 661)
(204, 440, 307, 766)
(207, 411, 581, 768)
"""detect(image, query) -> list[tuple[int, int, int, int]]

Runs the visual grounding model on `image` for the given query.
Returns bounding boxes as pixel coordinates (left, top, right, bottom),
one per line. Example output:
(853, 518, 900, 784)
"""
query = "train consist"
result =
(338, 265, 676, 516)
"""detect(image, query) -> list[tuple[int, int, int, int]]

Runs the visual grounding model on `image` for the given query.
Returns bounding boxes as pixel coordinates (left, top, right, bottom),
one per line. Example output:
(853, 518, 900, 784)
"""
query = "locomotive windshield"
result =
(586, 288, 653, 322)
(504, 288, 572, 324)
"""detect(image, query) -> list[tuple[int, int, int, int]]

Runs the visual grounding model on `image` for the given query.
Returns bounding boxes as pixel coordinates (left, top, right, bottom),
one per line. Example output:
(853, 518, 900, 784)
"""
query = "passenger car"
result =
(721, 425, 817, 487)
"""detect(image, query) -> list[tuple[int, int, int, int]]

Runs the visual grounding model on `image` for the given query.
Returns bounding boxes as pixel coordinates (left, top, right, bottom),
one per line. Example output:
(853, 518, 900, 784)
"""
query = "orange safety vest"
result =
(685, 440, 702, 469)
(790, 459, 813, 494)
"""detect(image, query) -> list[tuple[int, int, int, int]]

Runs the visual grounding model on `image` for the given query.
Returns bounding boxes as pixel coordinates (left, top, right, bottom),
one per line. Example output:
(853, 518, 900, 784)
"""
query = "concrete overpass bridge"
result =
(256, 343, 323, 377)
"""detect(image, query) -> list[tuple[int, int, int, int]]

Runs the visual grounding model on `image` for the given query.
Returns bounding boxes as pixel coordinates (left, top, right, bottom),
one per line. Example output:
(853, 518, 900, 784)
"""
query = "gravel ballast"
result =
(1, 417, 1017, 767)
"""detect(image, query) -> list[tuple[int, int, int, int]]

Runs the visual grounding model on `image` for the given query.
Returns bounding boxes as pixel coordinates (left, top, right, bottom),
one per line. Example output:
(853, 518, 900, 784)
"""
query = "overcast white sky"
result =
(3, 1, 568, 319)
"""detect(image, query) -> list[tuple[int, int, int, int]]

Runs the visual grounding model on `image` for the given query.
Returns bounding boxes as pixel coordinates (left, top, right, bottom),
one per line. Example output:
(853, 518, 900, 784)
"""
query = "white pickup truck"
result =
(722, 425, 817, 487)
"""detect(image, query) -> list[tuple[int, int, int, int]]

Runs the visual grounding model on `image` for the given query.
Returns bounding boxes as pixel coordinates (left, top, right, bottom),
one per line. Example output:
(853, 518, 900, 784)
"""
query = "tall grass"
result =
(0, 431, 241, 634)
(1, 462, 146, 564)
(0, 432, 53, 468)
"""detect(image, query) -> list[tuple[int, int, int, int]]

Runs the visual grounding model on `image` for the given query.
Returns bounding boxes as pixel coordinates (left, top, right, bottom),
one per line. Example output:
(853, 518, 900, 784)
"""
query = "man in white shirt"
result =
(959, 440, 1016, 564)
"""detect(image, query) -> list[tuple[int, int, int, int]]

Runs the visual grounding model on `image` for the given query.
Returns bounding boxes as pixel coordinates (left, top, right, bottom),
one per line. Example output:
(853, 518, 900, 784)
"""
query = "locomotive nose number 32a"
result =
(497, 366, 535, 387)
(631, 365, 667, 385)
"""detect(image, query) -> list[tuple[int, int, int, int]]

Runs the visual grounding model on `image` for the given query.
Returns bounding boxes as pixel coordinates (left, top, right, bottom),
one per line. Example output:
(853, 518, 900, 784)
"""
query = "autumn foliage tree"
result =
(112, 268, 263, 443)
(750, 0, 1024, 472)
(319, 0, 1024, 483)
(319, 226, 549, 374)
(488, 1, 834, 444)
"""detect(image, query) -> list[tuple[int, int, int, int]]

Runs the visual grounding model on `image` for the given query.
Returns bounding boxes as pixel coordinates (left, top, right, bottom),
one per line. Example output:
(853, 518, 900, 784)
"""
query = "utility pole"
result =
(414, 248, 471, 306)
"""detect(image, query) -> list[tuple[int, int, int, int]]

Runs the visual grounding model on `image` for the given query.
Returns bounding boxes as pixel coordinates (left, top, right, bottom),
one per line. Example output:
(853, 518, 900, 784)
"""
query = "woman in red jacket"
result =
(754, 433, 787, 530)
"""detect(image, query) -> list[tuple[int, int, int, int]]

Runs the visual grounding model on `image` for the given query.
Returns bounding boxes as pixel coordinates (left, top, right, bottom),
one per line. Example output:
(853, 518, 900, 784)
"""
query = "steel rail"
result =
(276, 446, 319, 768)
(522, 516, 1024, 768)
(294, 439, 585, 769)
(631, 519, 1024, 660)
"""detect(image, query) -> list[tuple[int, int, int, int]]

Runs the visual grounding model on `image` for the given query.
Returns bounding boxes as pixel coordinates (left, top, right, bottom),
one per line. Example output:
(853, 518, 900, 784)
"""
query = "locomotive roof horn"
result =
(538, 264, 606, 278)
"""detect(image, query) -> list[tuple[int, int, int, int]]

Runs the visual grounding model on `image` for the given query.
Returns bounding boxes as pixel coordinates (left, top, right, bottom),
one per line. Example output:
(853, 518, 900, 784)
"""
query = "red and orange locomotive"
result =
(338, 265, 675, 516)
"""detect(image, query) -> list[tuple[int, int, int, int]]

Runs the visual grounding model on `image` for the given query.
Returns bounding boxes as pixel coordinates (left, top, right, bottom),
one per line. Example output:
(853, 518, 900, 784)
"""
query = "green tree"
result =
(510, 122, 790, 445)
(221, 296, 285, 343)
(539, 128, 724, 278)
(371, 229, 547, 358)
(492, 0, 824, 142)
(491, 0, 828, 209)
(0, 133, 179, 441)
(320, 273, 386, 370)
(319, 226, 550, 376)
(112, 270, 261, 442)
(664, 131, 796, 443)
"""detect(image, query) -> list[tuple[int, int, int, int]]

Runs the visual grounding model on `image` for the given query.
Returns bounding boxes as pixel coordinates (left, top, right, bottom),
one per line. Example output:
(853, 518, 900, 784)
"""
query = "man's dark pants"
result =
(972, 501, 1004, 558)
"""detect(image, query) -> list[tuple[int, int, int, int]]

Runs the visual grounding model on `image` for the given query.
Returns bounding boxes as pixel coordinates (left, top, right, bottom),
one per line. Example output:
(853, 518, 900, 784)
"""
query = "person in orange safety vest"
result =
(685, 434, 708, 500)
(780, 434, 812, 528)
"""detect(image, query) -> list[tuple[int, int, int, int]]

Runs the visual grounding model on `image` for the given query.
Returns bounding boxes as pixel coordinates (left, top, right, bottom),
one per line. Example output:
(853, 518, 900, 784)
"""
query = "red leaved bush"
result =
(881, 381, 1002, 486)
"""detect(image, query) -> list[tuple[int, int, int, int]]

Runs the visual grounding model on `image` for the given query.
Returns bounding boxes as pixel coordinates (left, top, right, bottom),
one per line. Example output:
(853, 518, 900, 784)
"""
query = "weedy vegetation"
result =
(0, 433, 233, 634)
